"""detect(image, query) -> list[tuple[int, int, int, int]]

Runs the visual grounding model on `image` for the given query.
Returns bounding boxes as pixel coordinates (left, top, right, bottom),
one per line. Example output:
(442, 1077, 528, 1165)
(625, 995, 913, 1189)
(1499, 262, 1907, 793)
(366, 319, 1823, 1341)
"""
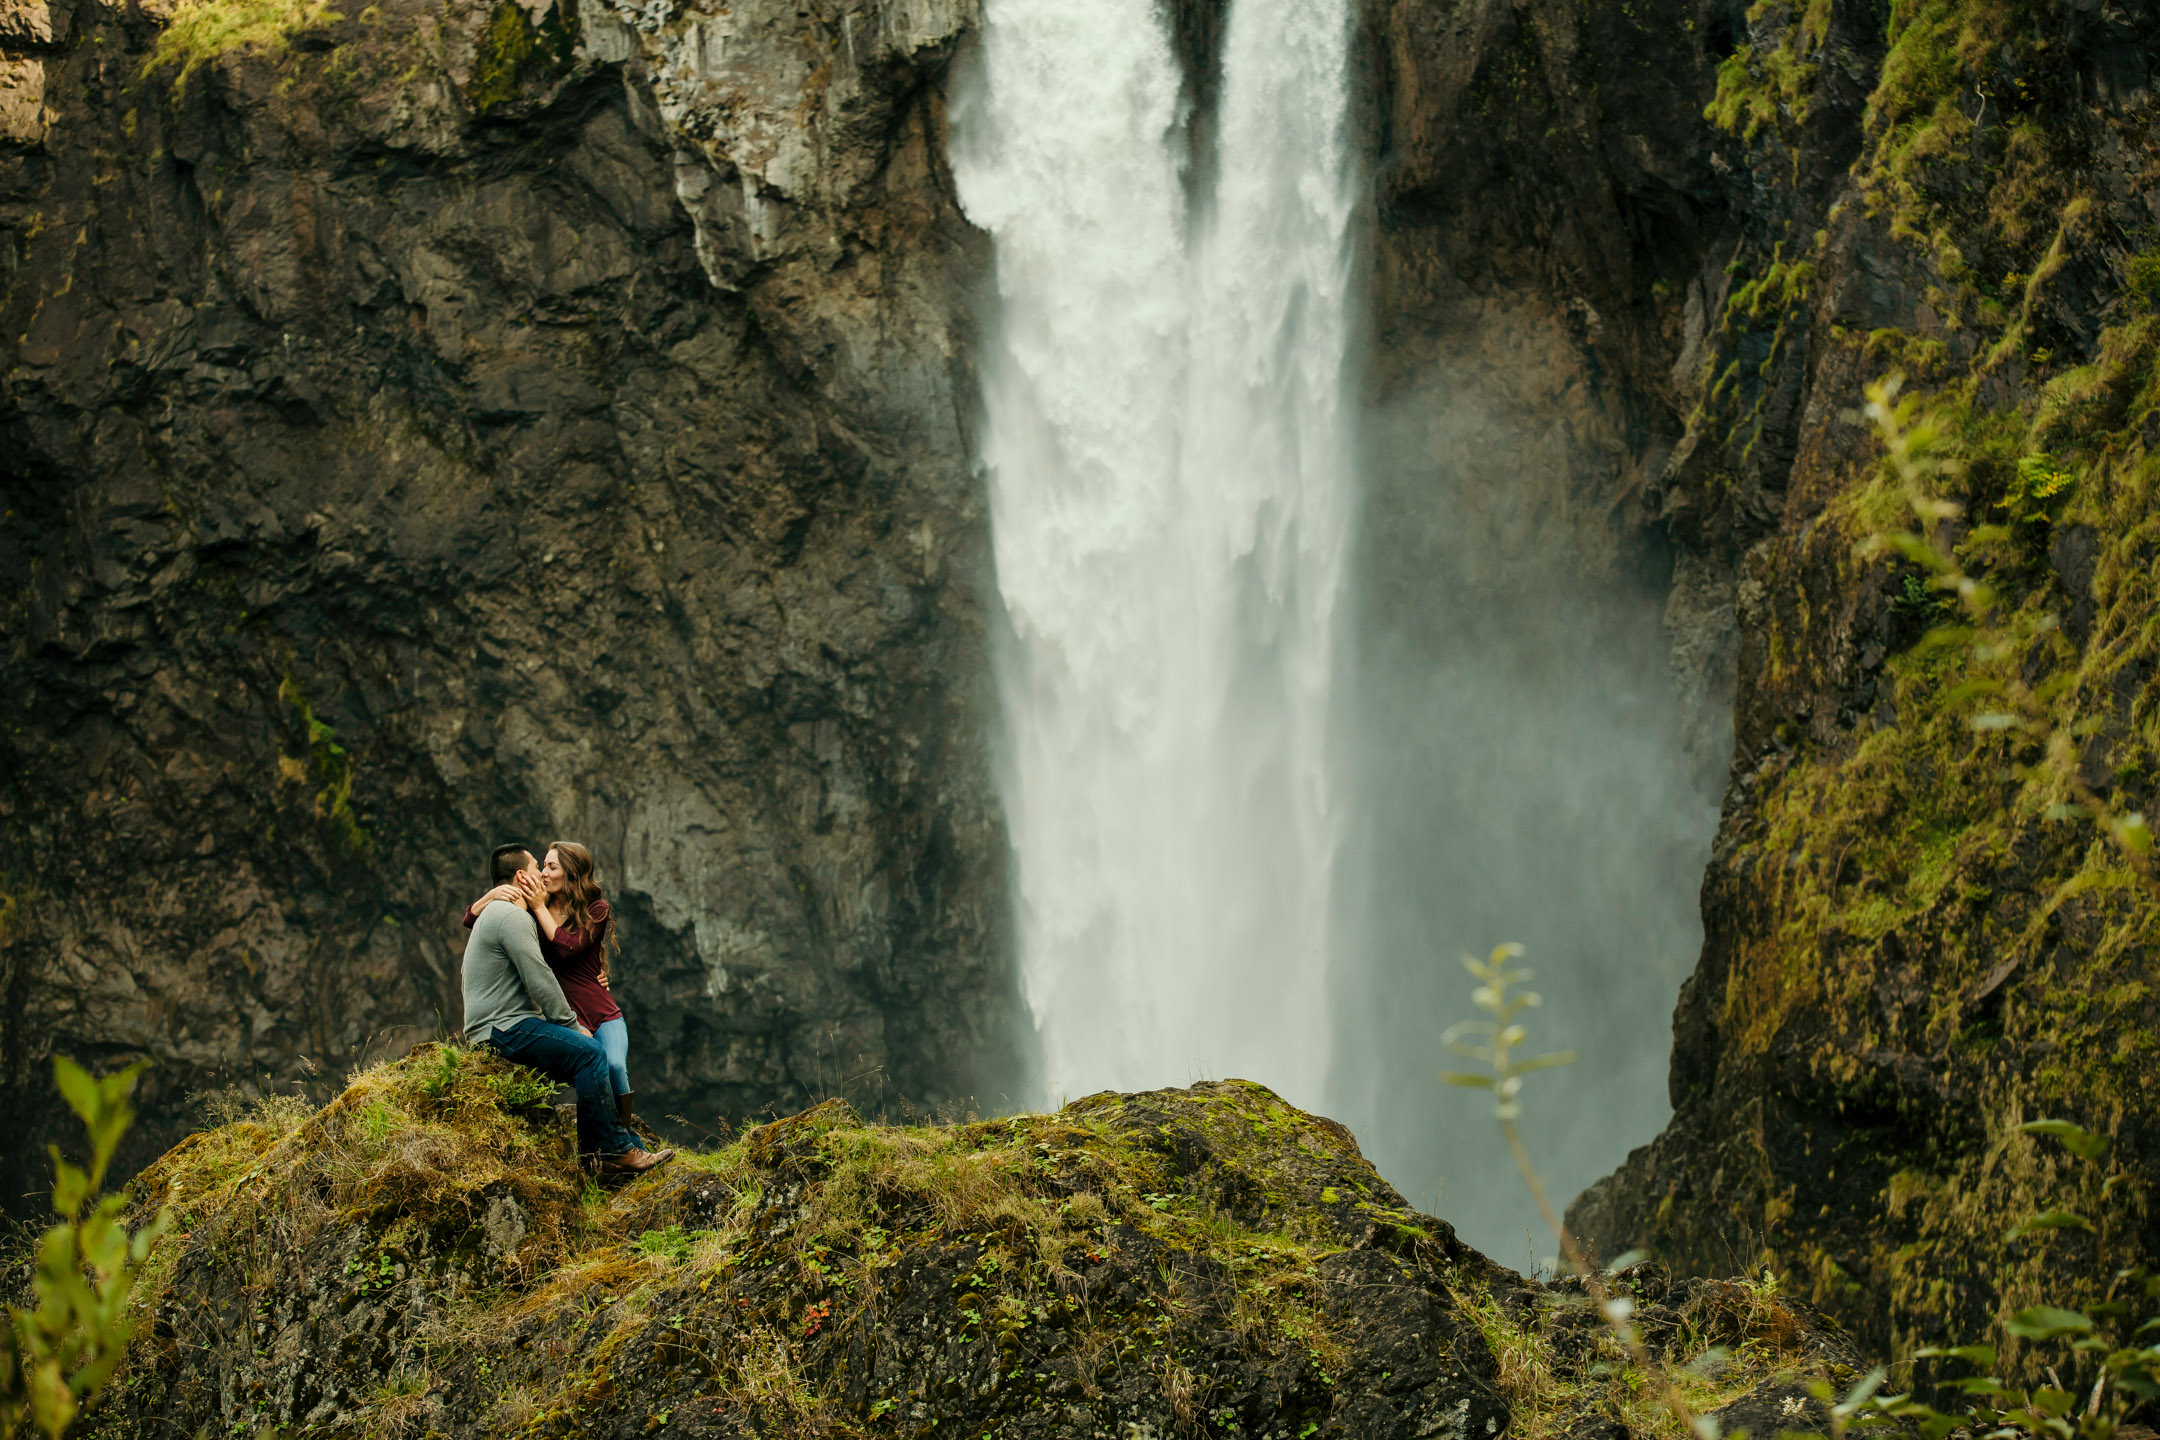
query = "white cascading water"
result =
(952, 0, 1357, 1107)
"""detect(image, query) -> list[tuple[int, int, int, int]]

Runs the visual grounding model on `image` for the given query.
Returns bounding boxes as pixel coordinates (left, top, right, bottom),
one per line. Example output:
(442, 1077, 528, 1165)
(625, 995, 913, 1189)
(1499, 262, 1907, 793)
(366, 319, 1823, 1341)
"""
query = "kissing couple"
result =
(458, 840, 675, 1175)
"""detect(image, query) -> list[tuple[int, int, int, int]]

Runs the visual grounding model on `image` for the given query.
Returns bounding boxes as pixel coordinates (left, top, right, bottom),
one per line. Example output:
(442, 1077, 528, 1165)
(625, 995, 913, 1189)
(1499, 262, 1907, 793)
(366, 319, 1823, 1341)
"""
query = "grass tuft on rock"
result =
(144, 0, 344, 91)
(1454, 1268, 1838, 1440)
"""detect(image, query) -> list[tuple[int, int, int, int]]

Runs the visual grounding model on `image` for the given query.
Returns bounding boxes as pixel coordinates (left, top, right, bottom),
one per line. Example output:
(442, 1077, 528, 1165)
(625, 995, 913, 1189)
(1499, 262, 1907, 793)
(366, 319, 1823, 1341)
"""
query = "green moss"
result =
(277, 671, 370, 854)
(122, 1068, 1398, 1433)
(1665, 24, 2160, 1323)
(1698, 300, 2160, 1368)
(1729, 258, 1816, 328)
(143, 0, 343, 91)
(2129, 255, 2160, 313)
(117, 1064, 1859, 1439)
(1705, 0, 1833, 140)
(1705, 42, 1817, 138)
(1866, 327, 1952, 379)
(468, 0, 577, 115)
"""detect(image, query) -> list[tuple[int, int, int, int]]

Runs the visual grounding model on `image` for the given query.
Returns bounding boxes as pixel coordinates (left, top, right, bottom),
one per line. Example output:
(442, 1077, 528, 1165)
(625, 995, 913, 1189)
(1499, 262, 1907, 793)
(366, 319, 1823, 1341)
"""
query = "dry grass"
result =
(354, 1367, 433, 1440)
(725, 1328, 834, 1431)
(489, 1385, 542, 1432)
(1452, 1272, 1829, 1440)
(129, 1042, 596, 1369)
(1069, 1323, 1113, 1399)
(1158, 1359, 1203, 1433)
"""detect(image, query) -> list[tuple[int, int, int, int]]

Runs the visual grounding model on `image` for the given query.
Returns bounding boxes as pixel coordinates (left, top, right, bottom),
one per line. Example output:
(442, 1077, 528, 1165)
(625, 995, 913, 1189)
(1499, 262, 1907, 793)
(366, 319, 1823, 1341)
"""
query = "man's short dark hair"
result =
(490, 844, 537, 885)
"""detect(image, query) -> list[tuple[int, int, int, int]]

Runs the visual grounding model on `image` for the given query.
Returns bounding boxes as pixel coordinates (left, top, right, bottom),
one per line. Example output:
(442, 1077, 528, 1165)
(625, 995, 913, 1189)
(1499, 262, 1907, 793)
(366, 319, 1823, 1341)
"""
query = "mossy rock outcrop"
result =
(92, 1050, 1858, 1439)
(1568, 0, 2160, 1380)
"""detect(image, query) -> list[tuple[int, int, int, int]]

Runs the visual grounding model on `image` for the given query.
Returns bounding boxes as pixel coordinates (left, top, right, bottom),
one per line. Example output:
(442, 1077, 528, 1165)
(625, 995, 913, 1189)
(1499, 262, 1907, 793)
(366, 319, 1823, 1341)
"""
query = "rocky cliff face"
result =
(1363, 0, 1745, 765)
(93, 1056, 1859, 1440)
(9, 0, 2158, 1378)
(1346, 0, 2160, 1369)
(1567, 0, 2160, 1375)
(0, 0, 1018, 1194)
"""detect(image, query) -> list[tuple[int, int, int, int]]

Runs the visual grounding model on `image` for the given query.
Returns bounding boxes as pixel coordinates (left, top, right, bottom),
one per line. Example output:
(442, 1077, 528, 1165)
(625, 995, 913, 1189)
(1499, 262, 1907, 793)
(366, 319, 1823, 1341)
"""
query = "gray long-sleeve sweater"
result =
(461, 902, 576, 1043)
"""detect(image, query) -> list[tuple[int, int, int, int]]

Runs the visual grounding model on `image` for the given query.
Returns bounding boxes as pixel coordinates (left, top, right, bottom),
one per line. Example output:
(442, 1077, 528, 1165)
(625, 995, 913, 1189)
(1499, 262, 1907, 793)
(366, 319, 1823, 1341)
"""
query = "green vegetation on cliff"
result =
(145, 0, 344, 89)
(1587, 0, 2160, 1391)
(1704, 0, 1832, 142)
(467, 0, 577, 115)
(277, 672, 372, 856)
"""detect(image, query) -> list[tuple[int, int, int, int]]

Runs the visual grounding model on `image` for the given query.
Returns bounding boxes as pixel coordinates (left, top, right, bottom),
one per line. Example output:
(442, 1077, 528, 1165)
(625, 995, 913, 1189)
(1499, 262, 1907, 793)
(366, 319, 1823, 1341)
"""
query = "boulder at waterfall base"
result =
(91, 1051, 1862, 1439)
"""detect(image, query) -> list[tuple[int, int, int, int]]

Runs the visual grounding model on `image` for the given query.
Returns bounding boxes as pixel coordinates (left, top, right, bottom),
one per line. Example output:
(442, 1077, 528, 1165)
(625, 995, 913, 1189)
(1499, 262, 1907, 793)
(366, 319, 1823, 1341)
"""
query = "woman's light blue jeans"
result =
(593, 1017, 632, 1096)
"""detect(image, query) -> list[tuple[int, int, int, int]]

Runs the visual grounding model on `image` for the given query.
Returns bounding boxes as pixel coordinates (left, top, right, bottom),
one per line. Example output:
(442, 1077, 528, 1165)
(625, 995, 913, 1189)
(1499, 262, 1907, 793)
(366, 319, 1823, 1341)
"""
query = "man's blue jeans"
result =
(484, 1017, 641, 1158)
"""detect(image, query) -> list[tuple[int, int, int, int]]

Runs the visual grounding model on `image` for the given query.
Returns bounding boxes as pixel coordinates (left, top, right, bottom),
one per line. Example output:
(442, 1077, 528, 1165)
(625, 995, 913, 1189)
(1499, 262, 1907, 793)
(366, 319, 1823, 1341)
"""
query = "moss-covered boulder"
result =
(91, 1050, 1860, 1440)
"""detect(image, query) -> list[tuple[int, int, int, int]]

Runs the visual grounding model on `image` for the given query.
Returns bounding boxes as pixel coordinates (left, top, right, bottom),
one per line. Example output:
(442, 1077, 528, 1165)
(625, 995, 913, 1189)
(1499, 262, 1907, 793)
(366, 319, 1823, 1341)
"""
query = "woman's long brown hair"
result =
(547, 841, 619, 982)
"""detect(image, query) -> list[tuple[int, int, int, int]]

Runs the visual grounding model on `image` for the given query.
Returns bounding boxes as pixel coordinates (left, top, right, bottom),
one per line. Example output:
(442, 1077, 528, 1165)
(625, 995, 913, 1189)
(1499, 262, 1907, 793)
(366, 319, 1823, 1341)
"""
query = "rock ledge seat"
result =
(96, 1049, 1861, 1439)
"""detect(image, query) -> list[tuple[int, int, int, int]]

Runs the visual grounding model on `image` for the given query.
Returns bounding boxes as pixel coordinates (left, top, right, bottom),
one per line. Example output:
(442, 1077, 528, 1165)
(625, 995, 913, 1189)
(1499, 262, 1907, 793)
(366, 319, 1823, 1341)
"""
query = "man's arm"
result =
(498, 906, 577, 1025)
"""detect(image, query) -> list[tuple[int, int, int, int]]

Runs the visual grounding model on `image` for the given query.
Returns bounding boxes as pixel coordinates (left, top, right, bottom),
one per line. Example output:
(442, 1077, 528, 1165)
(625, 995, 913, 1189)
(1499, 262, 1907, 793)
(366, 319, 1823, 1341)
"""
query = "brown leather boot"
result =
(602, 1146, 674, 1176)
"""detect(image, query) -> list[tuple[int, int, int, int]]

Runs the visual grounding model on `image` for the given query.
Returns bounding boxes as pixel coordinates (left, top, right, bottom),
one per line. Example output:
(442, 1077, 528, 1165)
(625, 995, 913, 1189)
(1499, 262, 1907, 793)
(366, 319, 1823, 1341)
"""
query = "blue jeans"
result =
(593, 1017, 631, 1096)
(484, 1017, 640, 1158)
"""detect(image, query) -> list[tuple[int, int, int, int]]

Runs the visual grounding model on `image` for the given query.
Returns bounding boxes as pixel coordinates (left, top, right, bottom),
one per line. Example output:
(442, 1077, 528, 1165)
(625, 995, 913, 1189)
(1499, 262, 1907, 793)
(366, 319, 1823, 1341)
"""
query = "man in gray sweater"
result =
(462, 844, 672, 1174)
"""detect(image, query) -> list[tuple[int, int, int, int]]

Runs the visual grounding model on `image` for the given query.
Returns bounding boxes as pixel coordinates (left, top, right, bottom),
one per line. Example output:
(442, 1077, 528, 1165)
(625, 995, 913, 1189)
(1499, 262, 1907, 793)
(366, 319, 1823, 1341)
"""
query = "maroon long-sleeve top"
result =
(460, 898, 622, 1032)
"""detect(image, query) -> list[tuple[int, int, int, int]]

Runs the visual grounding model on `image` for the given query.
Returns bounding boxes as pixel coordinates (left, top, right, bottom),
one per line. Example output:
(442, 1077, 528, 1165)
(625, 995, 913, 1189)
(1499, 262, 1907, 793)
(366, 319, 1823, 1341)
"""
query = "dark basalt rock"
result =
(0, 0, 1018, 1202)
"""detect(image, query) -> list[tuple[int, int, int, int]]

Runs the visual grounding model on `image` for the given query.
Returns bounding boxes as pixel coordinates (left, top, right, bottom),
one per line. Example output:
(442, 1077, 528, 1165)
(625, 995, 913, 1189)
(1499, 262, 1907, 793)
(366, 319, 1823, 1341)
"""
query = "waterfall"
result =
(952, 0, 1357, 1108)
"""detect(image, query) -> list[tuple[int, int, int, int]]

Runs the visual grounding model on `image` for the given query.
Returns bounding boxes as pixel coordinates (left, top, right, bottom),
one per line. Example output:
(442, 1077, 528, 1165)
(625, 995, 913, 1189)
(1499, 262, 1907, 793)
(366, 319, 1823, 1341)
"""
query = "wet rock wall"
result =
(0, 0, 1020, 1193)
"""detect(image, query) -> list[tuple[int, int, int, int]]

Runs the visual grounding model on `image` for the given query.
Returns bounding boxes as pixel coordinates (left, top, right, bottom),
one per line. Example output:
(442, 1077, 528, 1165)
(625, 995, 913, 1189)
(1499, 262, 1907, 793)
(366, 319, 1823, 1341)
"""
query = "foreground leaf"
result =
(2005, 1306, 2093, 1340)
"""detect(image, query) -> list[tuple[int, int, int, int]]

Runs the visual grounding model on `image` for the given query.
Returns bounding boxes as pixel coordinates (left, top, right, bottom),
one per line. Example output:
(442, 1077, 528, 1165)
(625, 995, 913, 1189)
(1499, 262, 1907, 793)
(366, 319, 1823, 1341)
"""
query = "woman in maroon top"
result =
(464, 841, 638, 1127)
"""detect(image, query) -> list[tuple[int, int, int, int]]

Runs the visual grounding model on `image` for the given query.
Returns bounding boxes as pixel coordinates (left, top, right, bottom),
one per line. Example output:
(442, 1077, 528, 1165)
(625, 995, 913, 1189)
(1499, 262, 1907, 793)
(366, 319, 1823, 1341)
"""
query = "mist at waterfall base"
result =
(1325, 391, 1724, 1264)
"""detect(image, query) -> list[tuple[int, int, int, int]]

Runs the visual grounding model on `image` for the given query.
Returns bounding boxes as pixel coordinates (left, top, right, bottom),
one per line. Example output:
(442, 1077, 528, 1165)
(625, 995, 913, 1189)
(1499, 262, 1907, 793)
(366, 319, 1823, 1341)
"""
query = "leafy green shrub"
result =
(0, 1059, 168, 1439)
(417, 1045, 464, 1098)
(1829, 1119, 2160, 1437)
(1891, 570, 1952, 623)
(2003, 451, 2076, 525)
